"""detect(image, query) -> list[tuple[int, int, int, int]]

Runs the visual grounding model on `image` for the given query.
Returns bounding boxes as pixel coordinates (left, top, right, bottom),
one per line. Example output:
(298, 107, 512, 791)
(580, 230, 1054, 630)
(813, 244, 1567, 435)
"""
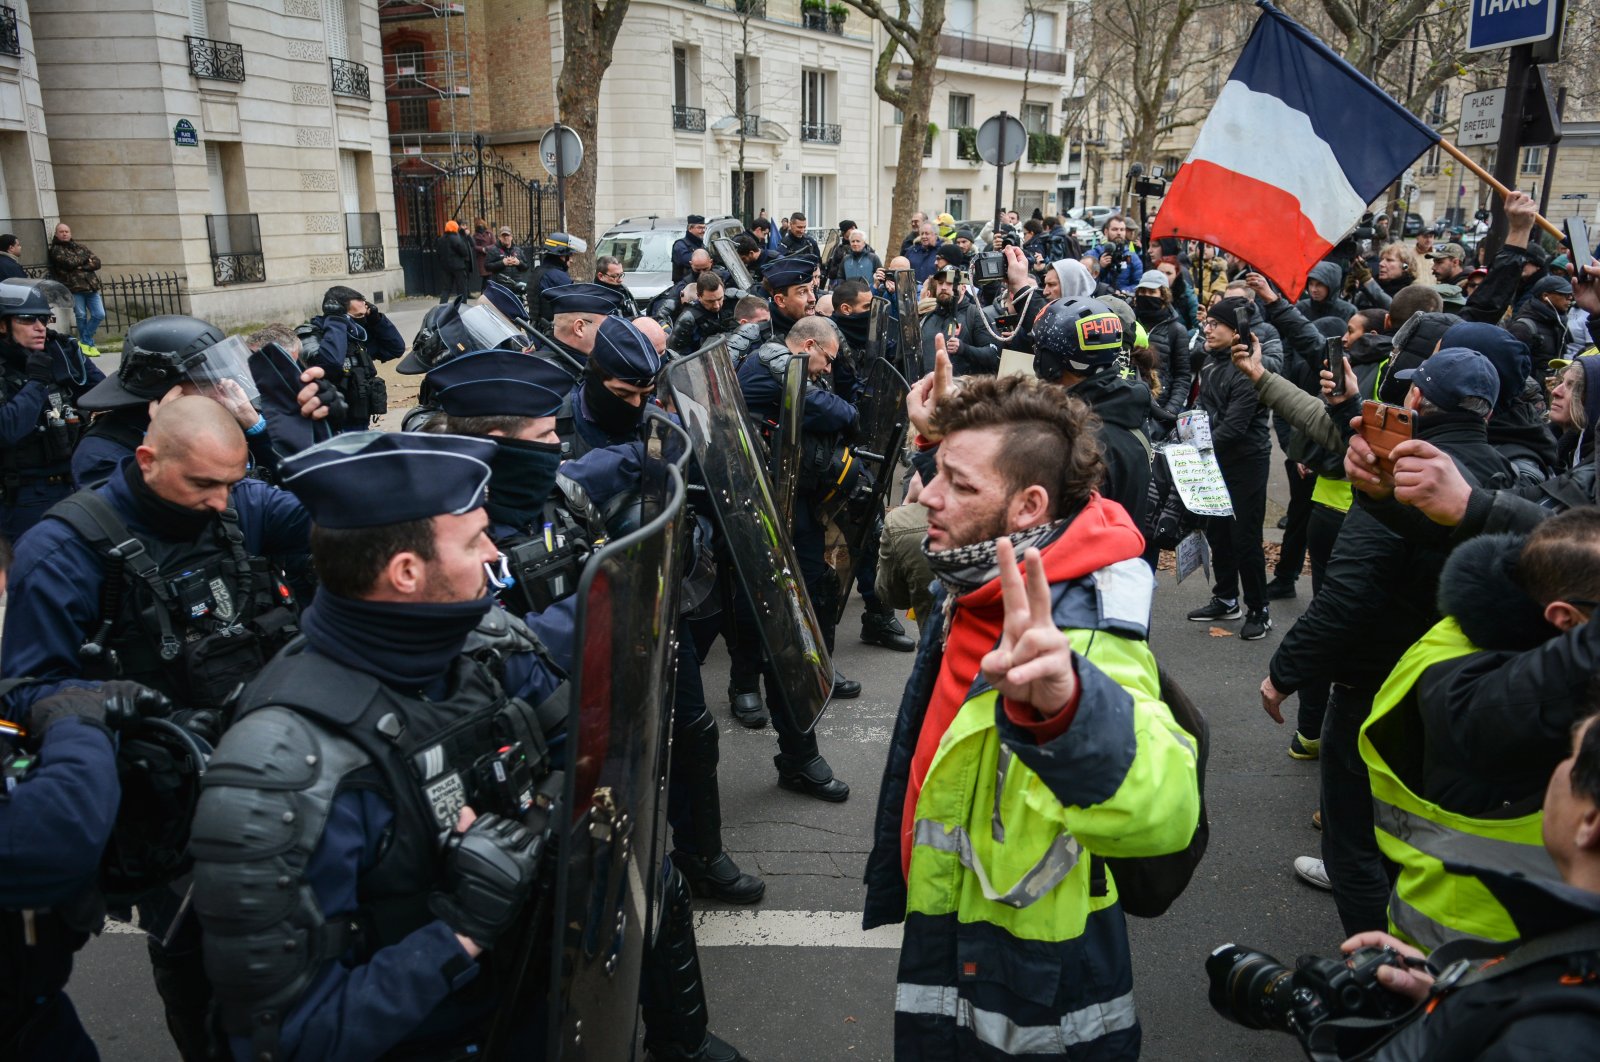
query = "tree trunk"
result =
(891, 46, 937, 240)
(557, 0, 631, 279)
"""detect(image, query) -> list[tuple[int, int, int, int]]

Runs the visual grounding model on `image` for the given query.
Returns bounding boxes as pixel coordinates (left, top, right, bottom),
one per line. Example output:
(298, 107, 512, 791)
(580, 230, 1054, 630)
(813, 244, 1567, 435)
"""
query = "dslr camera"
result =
(1207, 942, 1420, 1056)
(970, 250, 1007, 285)
(1351, 212, 1377, 242)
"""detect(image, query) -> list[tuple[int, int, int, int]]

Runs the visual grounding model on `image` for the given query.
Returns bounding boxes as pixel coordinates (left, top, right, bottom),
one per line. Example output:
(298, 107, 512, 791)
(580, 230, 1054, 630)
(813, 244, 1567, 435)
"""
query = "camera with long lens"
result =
(970, 250, 1007, 285)
(1207, 943, 1417, 1049)
(1351, 212, 1377, 242)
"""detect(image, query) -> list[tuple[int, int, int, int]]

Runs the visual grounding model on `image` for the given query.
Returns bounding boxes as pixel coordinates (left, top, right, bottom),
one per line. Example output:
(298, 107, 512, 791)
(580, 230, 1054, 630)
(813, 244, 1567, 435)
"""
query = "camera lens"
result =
(1206, 944, 1297, 1031)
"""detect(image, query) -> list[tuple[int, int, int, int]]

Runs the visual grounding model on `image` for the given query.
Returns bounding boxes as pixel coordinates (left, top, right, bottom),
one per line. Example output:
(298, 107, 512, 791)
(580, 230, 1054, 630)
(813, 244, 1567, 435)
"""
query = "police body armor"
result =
(299, 318, 388, 427)
(44, 491, 299, 710)
(751, 342, 861, 504)
(191, 610, 565, 1060)
(0, 335, 85, 497)
(495, 488, 599, 615)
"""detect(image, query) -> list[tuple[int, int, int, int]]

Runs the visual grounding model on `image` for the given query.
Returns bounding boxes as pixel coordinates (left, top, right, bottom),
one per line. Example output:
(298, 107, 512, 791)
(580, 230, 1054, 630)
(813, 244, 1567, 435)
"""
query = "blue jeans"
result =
(72, 292, 104, 345)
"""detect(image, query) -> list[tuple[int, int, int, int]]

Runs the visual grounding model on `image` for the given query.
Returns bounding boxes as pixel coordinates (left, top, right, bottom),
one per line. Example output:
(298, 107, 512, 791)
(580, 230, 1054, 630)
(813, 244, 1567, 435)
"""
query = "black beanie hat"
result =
(1208, 296, 1251, 334)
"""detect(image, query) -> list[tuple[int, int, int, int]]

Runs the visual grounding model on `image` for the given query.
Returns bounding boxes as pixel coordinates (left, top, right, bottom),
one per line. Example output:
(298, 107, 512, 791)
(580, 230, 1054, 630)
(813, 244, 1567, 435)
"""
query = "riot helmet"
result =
(0, 280, 56, 320)
(397, 297, 480, 375)
(322, 285, 365, 316)
(1031, 296, 1124, 382)
(78, 314, 257, 411)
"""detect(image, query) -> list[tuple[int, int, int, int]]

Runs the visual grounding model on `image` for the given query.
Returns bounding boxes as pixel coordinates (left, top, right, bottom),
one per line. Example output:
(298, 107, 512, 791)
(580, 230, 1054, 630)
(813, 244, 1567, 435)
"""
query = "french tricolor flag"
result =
(1152, 2, 1440, 299)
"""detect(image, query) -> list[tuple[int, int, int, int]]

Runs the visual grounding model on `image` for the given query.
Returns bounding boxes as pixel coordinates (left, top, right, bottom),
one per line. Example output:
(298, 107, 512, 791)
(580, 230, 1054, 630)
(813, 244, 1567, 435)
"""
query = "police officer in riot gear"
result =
(525, 232, 586, 327)
(421, 347, 756, 1060)
(72, 315, 283, 489)
(190, 431, 567, 1061)
(0, 281, 102, 537)
(733, 315, 859, 799)
(298, 286, 404, 430)
(555, 313, 663, 459)
(668, 273, 738, 357)
(1, 677, 175, 1062)
(1, 396, 311, 1060)
(762, 254, 820, 342)
(535, 282, 629, 383)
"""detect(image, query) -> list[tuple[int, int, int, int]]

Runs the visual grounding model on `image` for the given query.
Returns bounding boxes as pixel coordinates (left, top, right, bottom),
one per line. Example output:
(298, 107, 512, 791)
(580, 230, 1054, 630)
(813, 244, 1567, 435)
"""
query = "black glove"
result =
(171, 707, 223, 746)
(310, 378, 349, 427)
(28, 681, 173, 737)
(25, 346, 54, 383)
(429, 812, 541, 949)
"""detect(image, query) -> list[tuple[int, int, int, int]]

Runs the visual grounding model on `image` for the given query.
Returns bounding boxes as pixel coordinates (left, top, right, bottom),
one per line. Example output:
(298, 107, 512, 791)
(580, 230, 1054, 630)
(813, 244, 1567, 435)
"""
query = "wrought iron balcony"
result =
(0, 6, 20, 59)
(673, 105, 706, 132)
(186, 35, 245, 82)
(346, 212, 385, 274)
(331, 56, 371, 99)
(739, 113, 761, 138)
(801, 121, 841, 144)
(206, 214, 265, 287)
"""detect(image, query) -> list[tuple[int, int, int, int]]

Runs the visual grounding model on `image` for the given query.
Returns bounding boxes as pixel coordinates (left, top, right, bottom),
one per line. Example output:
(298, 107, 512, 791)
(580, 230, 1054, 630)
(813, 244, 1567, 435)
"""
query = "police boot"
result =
(860, 602, 915, 652)
(726, 687, 769, 729)
(670, 714, 765, 905)
(775, 753, 850, 803)
(642, 864, 753, 1062)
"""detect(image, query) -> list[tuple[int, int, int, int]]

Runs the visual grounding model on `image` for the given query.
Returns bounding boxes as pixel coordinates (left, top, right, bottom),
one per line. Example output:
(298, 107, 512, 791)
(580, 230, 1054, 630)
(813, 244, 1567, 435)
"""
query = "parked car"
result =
(594, 214, 743, 301)
(1401, 212, 1426, 237)
(1070, 205, 1118, 228)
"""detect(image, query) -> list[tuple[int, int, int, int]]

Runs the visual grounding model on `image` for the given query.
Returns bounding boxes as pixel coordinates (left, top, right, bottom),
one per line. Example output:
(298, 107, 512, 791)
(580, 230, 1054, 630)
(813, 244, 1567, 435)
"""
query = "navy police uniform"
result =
(672, 215, 707, 283)
(762, 254, 818, 343)
(0, 327, 102, 539)
(191, 433, 564, 1061)
(299, 288, 404, 430)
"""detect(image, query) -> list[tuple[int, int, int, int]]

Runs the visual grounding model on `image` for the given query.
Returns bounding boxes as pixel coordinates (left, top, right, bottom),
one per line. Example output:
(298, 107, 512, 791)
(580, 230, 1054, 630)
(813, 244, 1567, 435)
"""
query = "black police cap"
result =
(763, 255, 818, 291)
(280, 430, 499, 530)
(589, 315, 661, 386)
(426, 349, 572, 419)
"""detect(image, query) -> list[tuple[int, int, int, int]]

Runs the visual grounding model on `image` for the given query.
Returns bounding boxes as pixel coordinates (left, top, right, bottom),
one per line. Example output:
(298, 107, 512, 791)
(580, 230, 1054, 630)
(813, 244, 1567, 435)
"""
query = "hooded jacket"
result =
(1295, 260, 1357, 324)
(1071, 368, 1154, 531)
(1377, 312, 1461, 405)
(1437, 321, 1558, 485)
(1509, 293, 1570, 385)
(1404, 532, 1599, 817)
(1133, 300, 1191, 417)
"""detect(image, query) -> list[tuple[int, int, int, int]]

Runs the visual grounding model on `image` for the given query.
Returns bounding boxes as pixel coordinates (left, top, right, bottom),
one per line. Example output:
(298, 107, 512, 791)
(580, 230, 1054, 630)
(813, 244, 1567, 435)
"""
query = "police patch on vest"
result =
(425, 771, 468, 828)
(208, 577, 235, 622)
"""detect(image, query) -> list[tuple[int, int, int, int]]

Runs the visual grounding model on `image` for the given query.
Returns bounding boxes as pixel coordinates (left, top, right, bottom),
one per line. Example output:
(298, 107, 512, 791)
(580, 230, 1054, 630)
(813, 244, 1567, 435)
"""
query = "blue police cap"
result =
(763, 254, 818, 291)
(589, 315, 661, 386)
(544, 282, 627, 317)
(425, 348, 571, 419)
(1394, 347, 1501, 414)
(279, 430, 498, 529)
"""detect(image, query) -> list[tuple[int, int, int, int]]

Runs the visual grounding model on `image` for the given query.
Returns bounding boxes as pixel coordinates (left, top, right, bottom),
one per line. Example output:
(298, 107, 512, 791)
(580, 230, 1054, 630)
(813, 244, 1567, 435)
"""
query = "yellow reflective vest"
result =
(1360, 617, 1559, 952)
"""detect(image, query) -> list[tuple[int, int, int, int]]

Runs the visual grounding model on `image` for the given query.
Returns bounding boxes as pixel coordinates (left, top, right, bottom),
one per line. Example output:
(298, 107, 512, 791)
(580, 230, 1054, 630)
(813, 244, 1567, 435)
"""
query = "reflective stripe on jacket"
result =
(894, 559, 1200, 1059)
(1361, 616, 1558, 952)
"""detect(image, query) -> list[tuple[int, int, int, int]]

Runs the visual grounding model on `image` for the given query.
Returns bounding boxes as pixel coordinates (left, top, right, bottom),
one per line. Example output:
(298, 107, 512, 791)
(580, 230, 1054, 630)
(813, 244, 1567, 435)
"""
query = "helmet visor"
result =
(186, 334, 261, 406)
(459, 302, 528, 351)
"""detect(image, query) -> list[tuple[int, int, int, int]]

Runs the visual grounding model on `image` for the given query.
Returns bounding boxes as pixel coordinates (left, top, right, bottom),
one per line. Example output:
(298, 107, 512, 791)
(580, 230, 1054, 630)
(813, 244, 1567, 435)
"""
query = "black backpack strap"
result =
(47, 491, 183, 666)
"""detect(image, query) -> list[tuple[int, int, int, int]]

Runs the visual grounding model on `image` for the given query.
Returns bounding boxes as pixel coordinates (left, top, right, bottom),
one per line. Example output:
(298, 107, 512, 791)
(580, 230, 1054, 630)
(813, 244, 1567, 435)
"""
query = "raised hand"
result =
(980, 539, 1077, 717)
(907, 339, 954, 442)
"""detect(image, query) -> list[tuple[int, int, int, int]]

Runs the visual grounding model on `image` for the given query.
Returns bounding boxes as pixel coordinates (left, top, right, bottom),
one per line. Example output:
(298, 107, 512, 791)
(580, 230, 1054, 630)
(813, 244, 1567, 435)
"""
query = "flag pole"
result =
(1438, 138, 1564, 241)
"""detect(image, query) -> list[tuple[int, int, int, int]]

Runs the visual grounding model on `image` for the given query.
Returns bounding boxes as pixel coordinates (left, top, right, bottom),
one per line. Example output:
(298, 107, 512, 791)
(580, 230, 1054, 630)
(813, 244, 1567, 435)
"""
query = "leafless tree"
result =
(557, 0, 631, 277)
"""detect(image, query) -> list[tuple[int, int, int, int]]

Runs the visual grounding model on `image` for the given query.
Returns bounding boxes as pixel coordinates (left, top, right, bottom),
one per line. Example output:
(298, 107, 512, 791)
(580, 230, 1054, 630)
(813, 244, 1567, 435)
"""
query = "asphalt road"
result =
(62, 401, 1339, 1061)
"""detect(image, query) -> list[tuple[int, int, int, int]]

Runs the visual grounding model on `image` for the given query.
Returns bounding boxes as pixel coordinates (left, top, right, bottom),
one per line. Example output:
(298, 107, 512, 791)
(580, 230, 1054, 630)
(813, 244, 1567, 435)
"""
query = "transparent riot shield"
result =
(661, 339, 832, 733)
(864, 294, 889, 371)
(894, 268, 922, 381)
(711, 236, 755, 293)
(543, 419, 687, 1061)
(818, 358, 911, 622)
(770, 353, 806, 528)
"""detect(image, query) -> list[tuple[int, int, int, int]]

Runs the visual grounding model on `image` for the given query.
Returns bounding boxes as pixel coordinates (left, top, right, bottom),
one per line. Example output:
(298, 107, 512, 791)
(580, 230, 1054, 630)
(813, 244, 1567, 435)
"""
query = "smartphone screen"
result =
(1326, 337, 1346, 396)
(1567, 216, 1594, 267)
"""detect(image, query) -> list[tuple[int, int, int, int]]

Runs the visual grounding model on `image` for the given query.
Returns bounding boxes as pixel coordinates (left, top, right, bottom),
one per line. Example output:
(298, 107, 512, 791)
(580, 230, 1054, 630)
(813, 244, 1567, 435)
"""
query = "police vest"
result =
(299, 319, 388, 426)
(494, 496, 594, 614)
(44, 490, 298, 710)
(191, 615, 564, 1056)
(753, 343, 844, 496)
(0, 339, 85, 490)
(1360, 616, 1559, 953)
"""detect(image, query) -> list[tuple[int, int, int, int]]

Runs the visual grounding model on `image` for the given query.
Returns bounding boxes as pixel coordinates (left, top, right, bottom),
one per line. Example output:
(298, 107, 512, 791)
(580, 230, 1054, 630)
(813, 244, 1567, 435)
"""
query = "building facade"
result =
(31, 0, 402, 330)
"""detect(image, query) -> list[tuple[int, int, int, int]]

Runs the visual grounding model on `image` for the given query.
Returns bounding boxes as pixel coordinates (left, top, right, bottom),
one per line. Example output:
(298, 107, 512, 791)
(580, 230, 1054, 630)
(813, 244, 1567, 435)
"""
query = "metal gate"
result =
(392, 141, 559, 297)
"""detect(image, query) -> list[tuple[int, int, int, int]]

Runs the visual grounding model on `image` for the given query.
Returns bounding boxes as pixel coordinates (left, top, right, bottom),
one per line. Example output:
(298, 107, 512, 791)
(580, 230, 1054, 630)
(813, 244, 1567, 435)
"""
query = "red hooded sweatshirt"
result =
(901, 493, 1146, 877)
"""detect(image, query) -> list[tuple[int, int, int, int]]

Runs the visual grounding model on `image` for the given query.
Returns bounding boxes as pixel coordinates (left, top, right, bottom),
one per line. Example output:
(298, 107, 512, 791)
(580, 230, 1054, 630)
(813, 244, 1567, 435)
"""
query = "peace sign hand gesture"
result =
(979, 539, 1078, 718)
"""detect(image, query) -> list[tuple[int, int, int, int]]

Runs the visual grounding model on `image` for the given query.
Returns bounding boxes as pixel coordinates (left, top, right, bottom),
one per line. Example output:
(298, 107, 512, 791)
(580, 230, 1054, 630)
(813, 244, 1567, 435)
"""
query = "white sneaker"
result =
(1294, 856, 1332, 891)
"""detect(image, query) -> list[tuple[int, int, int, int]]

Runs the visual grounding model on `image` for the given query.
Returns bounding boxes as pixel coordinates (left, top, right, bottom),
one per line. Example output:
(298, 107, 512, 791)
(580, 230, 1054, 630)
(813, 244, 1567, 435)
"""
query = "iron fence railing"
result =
(801, 121, 841, 144)
(331, 56, 371, 99)
(100, 272, 187, 336)
(346, 212, 385, 273)
(186, 35, 245, 82)
(0, 6, 19, 59)
(673, 105, 706, 132)
(206, 213, 265, 286)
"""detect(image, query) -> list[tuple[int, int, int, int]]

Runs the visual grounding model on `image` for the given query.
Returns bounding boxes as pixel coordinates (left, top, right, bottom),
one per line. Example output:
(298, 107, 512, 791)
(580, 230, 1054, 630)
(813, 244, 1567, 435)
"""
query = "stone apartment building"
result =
(11, 0, 402, 331)
(381, 0, 1078, 258)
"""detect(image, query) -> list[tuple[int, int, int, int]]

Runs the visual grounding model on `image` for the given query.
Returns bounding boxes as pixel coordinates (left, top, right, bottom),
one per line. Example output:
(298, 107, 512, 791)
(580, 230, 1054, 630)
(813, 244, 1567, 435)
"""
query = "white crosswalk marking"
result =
(692, 909, 902, 949)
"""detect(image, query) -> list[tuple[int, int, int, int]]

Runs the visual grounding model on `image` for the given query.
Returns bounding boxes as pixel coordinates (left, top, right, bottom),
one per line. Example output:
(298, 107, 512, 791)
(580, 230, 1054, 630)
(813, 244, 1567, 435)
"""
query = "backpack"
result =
(1101, 668, 1210, 917)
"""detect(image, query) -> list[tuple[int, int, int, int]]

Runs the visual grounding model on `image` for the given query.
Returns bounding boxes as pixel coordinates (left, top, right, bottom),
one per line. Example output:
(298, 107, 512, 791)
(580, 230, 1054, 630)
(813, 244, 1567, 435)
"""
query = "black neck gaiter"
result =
(582, 369, 644, 438)
(123, 459, 215, 539)
(299, 590, 493, 688)
(486, 436, 563, 528)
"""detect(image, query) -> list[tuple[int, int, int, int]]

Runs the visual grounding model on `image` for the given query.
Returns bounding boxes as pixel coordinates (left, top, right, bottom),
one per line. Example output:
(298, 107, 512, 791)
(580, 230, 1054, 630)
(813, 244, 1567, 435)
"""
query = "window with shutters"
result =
(204, 142, 263, 285)
(186, 0, 242, 81)
(342, 150, 382, 274)
(323, 0, 349, 59)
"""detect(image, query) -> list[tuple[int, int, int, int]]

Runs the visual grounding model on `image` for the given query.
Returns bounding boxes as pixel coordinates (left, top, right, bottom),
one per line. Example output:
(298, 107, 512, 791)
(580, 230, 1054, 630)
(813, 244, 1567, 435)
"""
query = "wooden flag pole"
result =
(1439, 138, 1564, 242)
